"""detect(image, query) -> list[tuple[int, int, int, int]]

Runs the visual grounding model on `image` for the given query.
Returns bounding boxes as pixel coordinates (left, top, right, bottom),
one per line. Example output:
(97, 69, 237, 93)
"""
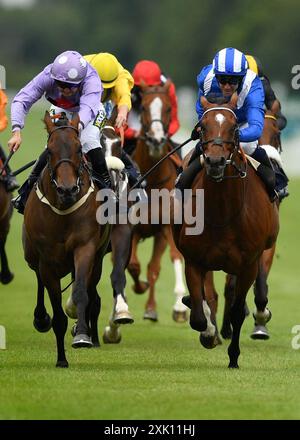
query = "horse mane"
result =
(206, 93, 231, 105)
(54, 112, 69, 126)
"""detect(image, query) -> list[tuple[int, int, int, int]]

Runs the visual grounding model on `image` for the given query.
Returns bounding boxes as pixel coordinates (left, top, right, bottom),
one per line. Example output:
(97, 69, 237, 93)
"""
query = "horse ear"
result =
(270, 99, 280, 115)
(163, 79, 172, 92)
(228, 92, 238, 109)
(200, 95, 214, 109)
(43, 111, 55, 133)
(70, 114, 80, 129)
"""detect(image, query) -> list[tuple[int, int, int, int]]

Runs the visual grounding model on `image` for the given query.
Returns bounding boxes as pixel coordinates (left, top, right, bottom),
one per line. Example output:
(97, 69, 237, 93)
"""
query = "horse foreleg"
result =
(110, 224, 134, 324)
(71, 244, 95, 348)
(165, 226, 187, 322)
(128, 232, 149, 294)
(221, 274, 236, 339)
(144, 231, 168, 321)
(0, 239, 14, 284)
(251, 249, 274, 340)
(40, 265, 68, 368)
(33, 271, 52, 333)
(228, 263, 258, 368)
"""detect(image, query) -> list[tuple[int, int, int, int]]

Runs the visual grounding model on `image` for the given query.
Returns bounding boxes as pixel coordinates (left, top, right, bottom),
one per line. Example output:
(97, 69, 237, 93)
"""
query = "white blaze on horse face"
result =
(104, 137, 118, 158)
(215, 113, 225, 126)
(201, 300, 216, 337)
(149, 97, 165, 141)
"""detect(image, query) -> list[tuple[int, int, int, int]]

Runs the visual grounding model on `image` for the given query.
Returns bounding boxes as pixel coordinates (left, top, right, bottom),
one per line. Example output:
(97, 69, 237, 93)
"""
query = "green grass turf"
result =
(0, 108, 300, 420)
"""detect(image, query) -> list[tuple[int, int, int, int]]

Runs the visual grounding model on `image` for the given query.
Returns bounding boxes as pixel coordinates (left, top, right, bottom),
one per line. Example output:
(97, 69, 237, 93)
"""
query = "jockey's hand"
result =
(115, 105, 129, 129)
(8, 130, 22, 152)
(191, 123, 201, 141)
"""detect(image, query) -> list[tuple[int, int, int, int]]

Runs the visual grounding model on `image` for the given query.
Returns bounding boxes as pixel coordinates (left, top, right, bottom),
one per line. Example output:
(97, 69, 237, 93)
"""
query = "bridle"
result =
(200, 107, 247, 180)
(46, 125, 85, 193)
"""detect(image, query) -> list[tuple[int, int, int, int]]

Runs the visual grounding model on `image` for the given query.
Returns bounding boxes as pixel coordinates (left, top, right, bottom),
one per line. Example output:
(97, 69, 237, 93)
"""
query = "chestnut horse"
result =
(172, 95, 279, 368)
(0, 176, 13, 285)
(23, 112, 111, 367)
(127, 82, 187, 322)
(220, 100, 282, 340)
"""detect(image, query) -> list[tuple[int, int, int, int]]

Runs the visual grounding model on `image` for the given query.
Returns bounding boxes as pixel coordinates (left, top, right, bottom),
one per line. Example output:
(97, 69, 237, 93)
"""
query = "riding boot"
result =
(12, 149, 48, 214)
(86, 147, 112, 188)
(0, 145, 19, 192)
(175, 142, 203, 191)
(120, 150, 141, 187)
(274, 166, 289, 201)
(251, 147, 277, 202)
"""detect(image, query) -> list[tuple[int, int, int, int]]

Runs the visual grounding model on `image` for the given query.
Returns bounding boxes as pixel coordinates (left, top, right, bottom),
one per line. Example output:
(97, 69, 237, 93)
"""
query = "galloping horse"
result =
(127, 82, 187, 322)
(23, 112, 111, 367)
(0, 175, 13, 285)
(220, 100, 282, 340)
(172, 95, 279, 368)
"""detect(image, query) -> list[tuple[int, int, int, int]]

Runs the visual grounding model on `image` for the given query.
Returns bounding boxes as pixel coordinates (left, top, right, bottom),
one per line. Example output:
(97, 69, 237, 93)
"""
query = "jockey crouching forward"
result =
(176, 47, 279, 202)
(84, 52, 141, 187)
(9, 50, 113, 214)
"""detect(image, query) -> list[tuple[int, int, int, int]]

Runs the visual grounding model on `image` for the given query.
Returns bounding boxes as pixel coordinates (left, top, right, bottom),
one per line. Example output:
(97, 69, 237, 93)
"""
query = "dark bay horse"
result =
(220, 101, 283, 340)
(127, 82, 188, 322)
(23, 112, 111, 367)
(172, 95, 279, 368)
(0, 176, 13, 284)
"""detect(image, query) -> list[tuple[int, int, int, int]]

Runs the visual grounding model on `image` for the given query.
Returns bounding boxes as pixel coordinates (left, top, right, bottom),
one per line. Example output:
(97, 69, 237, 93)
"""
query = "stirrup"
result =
(12, 194, 25, 214)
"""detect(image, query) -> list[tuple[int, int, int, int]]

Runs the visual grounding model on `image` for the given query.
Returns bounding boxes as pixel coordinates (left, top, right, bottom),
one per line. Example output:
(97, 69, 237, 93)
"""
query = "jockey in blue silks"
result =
(177, 47, 282, 201)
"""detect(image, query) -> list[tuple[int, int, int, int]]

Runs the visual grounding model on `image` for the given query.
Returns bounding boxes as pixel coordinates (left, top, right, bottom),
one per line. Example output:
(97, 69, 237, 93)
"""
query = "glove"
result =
(191, 123, 201, 141)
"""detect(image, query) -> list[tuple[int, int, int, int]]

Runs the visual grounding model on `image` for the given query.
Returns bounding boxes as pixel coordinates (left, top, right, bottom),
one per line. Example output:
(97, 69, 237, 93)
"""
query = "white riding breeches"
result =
(49, 105, 104, 153)
(239, 122, 258, 155)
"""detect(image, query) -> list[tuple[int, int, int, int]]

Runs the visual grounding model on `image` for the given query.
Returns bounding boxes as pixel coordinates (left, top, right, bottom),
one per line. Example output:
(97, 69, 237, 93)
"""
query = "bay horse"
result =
(127, 82, 188, 322)
(172, 95, 279, 368)
(23, 112, 111, 367)
(221, 100, 283, 340)
(0, 173, 14, 285)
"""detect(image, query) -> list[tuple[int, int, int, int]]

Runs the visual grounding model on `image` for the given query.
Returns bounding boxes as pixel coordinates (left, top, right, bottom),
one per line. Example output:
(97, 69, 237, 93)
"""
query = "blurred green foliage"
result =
(0, 0, 299, 92)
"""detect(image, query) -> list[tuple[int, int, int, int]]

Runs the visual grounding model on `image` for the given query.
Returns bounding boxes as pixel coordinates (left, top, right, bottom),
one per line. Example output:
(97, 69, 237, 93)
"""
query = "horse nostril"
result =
(70, 185, 79, 195)
(57, 186, 65, 195)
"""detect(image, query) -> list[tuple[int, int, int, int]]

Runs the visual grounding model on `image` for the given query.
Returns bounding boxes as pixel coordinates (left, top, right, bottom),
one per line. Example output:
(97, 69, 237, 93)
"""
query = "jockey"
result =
(124, 60, 180, 155)
(84, 52, 140, 186)
(246, 54, 289, 200)
(9, 50, 112, 214)
(0, 88, 19, 191)
(177, 47, 278, 201)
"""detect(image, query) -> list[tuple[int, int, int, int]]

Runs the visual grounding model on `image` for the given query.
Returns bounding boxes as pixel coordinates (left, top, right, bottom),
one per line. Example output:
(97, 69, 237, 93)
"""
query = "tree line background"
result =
(0, 0, 299, 96)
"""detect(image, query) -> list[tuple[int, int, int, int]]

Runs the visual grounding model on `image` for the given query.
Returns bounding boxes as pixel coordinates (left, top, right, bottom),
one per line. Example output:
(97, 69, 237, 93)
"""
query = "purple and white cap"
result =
(50, 50, 88, 84)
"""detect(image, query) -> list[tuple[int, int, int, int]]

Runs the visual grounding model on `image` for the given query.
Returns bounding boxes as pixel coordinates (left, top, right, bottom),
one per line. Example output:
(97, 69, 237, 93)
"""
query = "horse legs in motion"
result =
(0, 186, 13, 285)
(102, 223, 134, 344)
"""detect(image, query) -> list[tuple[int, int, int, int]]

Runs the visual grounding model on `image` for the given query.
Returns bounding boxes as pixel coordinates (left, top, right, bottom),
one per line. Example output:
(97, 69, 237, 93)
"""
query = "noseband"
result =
(47, 125, 85, 192)
(200, 107, 246, 180)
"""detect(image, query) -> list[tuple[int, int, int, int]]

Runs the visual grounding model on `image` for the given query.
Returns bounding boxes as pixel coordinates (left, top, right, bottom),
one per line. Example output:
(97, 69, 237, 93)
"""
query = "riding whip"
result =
(131, 137, 192, 190)
(11, 160, 36, 177)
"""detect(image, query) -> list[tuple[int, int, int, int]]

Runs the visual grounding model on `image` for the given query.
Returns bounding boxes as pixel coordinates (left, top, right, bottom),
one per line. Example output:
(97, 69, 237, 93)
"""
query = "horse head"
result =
(199, 94, 240, 181)
(43, 111, 84, 207)
(259, 100, 281, 151)
(139, 81, 172, 159)
(100, 107, 122, 159)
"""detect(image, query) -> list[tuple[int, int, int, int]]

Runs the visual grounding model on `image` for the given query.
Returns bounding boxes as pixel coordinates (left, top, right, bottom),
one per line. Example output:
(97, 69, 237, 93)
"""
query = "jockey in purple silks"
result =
(8, 50, 112, 214)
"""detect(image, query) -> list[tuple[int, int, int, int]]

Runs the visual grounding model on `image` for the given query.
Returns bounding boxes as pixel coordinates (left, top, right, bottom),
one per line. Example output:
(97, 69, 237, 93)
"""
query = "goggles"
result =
(55, 80, 80, 90)
(216, 75, 242, 86)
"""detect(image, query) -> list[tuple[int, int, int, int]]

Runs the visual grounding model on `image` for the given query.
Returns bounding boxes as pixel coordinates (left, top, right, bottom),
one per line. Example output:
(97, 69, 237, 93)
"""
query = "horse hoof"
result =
(0, 271, 14, 285)
(220, 326, 232, 340)
(102, 326, 122, 344)
(252, 308, 272, 326)
(132, 280, 149, 294)
(33, 313, 52, 333)
(181, 295, 191, 309)
(65, 296, 77, 319)
(71, 322, 77, 337)
(228, 362, 239, 369)
(251, 325, 270, 340)
(172, 310, 188, 323)
(72, 334, 93, 348)
(143, 309, 158, 321)
(113, 311, 134, 325)
(92, 340, 101, 348)
(199, 333, 219, 349)
(56, 360, 69, 368)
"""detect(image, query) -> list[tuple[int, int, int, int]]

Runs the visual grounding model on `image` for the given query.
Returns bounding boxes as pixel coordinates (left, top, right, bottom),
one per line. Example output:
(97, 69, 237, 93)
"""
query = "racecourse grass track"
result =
(0, 108, 300, 420)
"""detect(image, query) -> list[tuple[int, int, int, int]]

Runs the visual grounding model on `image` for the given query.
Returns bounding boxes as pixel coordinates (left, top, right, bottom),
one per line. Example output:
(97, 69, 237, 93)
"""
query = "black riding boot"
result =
(12, 149, 48, 214)
(120, 150, 141, 187)
(0, 145, 19, 192)
(175, 142, 203, 191)
(251, 147, 277, 201)
(86, 148, 112, 188)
